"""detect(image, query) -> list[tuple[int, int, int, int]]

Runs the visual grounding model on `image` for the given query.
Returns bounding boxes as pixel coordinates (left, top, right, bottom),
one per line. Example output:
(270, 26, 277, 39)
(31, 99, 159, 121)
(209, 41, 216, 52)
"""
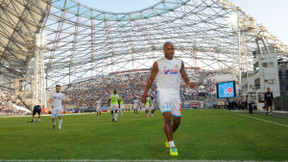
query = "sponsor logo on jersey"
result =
(164, 69, 179, 74)
(54, 96, 62, 100)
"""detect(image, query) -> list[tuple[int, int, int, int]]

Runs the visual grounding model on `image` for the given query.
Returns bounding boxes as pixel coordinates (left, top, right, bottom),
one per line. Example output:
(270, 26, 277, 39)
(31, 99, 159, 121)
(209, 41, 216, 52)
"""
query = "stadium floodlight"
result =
(227, 14, 239, 32)
(227, 13, 242, 87)
(35, 33, 47, 47)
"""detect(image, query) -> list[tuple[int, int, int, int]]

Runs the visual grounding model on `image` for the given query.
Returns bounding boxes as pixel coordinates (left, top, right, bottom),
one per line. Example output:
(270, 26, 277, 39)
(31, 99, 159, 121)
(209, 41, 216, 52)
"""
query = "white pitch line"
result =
(228, 111, 288, 128)
(0, 160, 281, 162)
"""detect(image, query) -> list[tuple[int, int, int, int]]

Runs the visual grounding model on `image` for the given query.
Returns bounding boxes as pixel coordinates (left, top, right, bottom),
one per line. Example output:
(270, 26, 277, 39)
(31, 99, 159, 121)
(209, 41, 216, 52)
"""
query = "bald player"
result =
(142, 42, 195, 156)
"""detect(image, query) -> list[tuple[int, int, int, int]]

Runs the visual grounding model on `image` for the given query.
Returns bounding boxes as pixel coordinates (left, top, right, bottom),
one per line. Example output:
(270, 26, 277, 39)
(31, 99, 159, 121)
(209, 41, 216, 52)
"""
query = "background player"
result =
(109, 89, 120, 122)
(29, 104, 43, 123)
(264, 87, 274, 116)
(150, 96, 156, 117)
(142, 42, 195, 156)
(96, 97, 102, 118)
(120, 96, 124, 117)
(48, 85, 66, 130)
(133, 97, 139, 117)
(200, 99, 205, 112)
(145, 96, 151, 118)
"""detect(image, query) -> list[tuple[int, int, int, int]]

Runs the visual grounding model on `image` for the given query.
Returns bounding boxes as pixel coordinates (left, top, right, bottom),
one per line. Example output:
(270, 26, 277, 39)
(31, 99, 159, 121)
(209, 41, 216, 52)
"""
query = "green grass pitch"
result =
(0, 109, 288, 161)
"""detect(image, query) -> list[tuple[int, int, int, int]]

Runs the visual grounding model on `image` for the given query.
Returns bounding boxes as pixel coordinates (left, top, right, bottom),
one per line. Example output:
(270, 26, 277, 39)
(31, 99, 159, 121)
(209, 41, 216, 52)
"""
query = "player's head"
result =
(113, 89, 117, 94)
(56, 85, 61, 93)
(163, 42, 174, 60)
(151, 96, 154, 100)
(267, 87, 270, 92)
(246, 95, 248, 98)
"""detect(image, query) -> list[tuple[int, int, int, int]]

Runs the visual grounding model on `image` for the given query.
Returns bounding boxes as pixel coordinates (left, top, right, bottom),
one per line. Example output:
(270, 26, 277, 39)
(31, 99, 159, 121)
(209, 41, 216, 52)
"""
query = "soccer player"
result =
(150, 96, 156, 117)
(119, 96, 124, 117)
(141, 42, 195, 156)
(30, 104, 42, 122)
(264, 87, 274, 116)
(96, 98, 102, 118)
(133, 97, 139, 117)
(109, 89, 120, 122)
(145, 96, 151, 118)
(48, 85, 66, 131)
(200, 99, 205, 112)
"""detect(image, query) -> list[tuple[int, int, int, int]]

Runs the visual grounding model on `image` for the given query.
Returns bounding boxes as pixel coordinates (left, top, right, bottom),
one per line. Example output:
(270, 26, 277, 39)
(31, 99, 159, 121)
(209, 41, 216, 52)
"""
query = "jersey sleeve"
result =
(50, 93, 53, 100)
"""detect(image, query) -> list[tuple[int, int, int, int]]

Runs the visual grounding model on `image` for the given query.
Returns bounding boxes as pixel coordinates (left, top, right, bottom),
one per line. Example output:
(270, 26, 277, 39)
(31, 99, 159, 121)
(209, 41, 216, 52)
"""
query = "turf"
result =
(0, 109, 287, 161)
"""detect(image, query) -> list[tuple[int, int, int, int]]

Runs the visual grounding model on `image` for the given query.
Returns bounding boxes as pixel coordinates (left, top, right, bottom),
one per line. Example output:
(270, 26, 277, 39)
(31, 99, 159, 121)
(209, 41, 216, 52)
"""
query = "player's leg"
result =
(162, 112, 173, 141)
(114, 105, 118, 122)
(168, 94, 182, 156)
(115, 109, 118, 122)
(52, 118, 56, 129)
(58, 110, 64, 130)
(51, 109, 57, 129)
(172, 116, 181, 133)
(163, 111, 178, 156)
(111, 105, 115, 121)
(269, 105, 273, 116)
(151, 109, 155, 117)
(38, 111, 41, 122)
(32, 110, 36, 122)
(111, 110, 114, 121)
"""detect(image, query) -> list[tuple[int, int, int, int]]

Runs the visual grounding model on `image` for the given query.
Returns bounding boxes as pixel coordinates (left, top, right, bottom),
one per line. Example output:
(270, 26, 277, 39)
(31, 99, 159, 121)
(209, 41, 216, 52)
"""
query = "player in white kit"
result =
(142, 42, 195, 156)
(96, 98, 102, 118)
(200, 99, 205, 112)
(133, 97, 139, 117)
(119, 96, 125, 117)
(48, 85, 66, 131)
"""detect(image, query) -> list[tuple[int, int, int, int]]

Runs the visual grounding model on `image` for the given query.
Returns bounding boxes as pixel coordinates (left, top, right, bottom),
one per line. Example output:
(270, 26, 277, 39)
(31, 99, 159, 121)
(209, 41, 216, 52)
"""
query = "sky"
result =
(78, 0, 288, 45)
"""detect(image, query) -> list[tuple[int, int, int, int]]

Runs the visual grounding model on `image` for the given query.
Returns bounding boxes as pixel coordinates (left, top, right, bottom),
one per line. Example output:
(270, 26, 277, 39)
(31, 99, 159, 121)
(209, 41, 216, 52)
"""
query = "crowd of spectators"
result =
(0, 90, 31, 115)
(64, 69, 233, 108)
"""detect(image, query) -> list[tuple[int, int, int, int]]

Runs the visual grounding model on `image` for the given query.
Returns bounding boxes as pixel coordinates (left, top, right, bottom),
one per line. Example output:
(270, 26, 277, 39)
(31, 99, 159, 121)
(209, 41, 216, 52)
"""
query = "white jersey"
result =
(96, 100, 101, 108)
(151, 99, 155, 107)
(50, 92, 65, 110)
(200, 101, 205, 108)
(156, 57, 182, 92)
(133, 99, 139, 108)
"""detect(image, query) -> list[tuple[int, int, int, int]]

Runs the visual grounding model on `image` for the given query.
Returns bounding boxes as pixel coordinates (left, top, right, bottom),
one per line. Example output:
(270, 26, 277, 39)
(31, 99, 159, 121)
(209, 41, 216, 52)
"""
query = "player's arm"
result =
(62, 100, 66, 111)
(180, 61, 195, 89)
(48, 95, 53, 108)
(142, 62, 158, 104)
(118, 99, 120, 108)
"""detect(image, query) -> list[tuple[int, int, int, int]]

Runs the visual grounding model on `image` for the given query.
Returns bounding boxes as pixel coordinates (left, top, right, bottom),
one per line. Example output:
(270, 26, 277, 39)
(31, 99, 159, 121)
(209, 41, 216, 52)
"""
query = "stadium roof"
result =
(0, 0, 51, 90)
(1, 0, 288, 90)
